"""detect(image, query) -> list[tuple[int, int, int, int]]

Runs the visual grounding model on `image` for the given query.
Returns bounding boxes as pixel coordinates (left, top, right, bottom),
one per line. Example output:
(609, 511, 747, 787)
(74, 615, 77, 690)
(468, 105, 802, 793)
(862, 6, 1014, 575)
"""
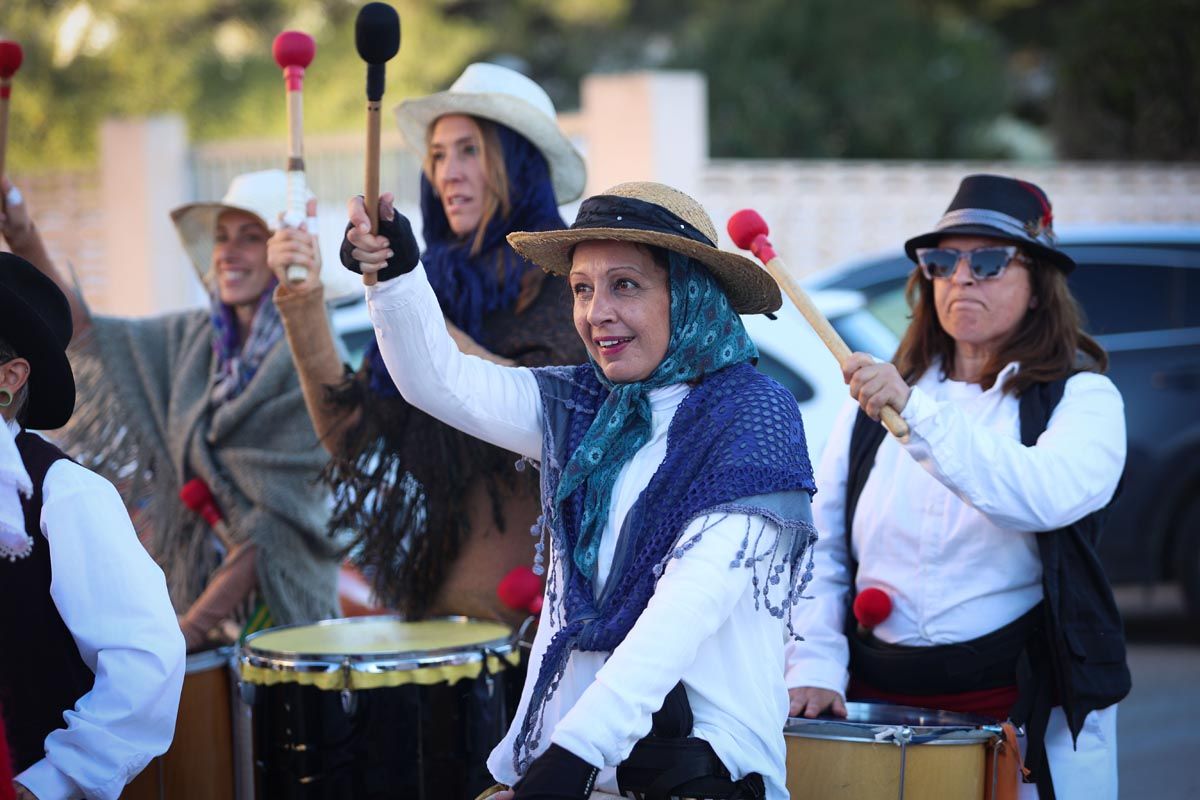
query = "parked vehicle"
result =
(809, 225, 1200, 621)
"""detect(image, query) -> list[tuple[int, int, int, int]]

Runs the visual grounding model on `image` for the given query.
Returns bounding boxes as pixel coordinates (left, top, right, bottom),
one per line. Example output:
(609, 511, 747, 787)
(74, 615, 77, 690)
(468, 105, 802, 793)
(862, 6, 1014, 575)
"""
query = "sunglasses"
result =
(915, 246, 1028, 281)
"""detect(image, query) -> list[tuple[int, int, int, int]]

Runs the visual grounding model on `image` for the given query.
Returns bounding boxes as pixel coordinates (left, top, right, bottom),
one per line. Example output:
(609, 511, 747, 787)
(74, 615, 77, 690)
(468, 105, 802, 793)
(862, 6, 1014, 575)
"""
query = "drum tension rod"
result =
(340, 657, 356, 715)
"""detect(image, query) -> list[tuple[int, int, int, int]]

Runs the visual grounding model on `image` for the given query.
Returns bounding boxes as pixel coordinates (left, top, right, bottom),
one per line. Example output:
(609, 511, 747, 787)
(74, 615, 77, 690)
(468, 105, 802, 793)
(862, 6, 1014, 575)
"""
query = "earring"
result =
(0, 389, 11, 408)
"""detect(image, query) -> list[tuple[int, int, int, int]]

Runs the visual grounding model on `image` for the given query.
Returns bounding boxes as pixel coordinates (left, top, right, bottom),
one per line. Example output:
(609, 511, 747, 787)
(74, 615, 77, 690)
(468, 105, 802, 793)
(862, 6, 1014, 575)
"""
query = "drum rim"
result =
(783, 701, 1000, 744)
(185, 645, 236, 673)
(239, 614, 517, 674)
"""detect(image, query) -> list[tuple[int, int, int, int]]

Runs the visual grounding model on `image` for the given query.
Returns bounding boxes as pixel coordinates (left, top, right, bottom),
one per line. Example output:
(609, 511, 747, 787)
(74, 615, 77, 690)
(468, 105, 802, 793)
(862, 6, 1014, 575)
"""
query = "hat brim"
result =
(507, 228, 782, 315)
(170, 203, 274, 284)
(395, 91, 586, 204)
(905, 224, 1076, 273)
(0, 285, 75, 430)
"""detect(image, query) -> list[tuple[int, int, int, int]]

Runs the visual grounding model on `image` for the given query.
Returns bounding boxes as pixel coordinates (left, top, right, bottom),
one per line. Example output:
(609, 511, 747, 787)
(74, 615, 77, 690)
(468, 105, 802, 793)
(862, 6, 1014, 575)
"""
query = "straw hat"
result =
(394, 62, 586, 204)
(170, 170, 292, 283)
(508, 182, 782, 315)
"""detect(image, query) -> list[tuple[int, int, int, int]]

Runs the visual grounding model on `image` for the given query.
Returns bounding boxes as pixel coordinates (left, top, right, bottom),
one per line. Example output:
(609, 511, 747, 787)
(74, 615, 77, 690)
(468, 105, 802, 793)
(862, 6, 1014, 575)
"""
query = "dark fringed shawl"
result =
(324, 273, 586, 617)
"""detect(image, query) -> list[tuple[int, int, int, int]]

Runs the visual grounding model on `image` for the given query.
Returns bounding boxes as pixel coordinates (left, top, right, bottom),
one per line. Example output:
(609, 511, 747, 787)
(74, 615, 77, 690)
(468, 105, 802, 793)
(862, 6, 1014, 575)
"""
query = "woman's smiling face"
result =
(569, 240, 672, 384)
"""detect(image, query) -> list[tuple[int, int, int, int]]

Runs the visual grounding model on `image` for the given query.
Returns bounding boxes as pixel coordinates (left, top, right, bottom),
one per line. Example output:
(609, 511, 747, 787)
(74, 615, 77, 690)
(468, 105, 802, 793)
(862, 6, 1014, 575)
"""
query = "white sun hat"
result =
(170, 169, 293, 283)
(394, 62, 586, 204)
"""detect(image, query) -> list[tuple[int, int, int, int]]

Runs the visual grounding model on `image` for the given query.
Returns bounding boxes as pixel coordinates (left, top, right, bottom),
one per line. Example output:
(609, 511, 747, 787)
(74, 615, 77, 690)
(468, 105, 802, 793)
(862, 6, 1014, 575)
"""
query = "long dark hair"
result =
(893, 253, 1108, 395)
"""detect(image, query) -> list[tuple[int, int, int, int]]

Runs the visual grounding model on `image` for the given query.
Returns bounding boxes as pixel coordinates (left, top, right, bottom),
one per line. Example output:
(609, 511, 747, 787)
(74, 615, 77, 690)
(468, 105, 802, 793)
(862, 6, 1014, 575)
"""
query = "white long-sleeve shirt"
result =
(785, 362, 1126, 694)
(367, 265, 792, 798)
(7, 421, 186, 800)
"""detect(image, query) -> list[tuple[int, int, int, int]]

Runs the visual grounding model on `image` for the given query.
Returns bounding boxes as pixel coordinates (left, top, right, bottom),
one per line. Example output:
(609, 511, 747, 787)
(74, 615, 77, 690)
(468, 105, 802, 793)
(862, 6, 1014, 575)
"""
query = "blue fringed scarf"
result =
(209, 282, 282, 406)
(365, 123, 566, 397)
(512, 258, 818, 773)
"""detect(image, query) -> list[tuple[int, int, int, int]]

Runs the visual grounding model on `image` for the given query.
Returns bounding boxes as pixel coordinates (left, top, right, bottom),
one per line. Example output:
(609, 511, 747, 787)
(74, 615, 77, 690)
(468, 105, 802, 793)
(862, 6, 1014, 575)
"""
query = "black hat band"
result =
(935, 207, 1057, 249)
(571, 195, 715, 248)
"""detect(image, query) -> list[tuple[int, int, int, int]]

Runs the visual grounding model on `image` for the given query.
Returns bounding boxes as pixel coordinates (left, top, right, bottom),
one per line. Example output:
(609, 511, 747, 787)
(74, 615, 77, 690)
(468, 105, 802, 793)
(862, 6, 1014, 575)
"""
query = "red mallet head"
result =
(0, 41, 23, 100)
(0, 41, 22, 79)
(179, 478, 224, 527)
(497, 566, 544, 616)
(273, 31, 315, 91)
(726, 209, 778, 264)
(853, 587, 893, 629)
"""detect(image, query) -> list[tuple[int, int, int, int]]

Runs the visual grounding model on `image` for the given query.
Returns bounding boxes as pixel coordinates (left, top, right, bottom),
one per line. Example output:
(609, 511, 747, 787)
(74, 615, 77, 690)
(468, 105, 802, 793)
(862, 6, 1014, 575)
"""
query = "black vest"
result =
(844, 377, 1131, 732)
(0, 432, 97, 772)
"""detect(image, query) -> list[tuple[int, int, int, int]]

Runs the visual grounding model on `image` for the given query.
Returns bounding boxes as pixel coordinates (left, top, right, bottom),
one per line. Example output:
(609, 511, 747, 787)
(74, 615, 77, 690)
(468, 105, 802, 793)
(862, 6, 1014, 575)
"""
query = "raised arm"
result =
(343, 196, 543, 460)
(0, 178, 91, 338)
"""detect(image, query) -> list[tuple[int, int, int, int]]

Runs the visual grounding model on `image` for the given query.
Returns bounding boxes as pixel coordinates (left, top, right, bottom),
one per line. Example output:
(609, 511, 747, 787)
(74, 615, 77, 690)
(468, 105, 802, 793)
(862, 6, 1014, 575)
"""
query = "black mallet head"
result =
(355, 3, 400, 101)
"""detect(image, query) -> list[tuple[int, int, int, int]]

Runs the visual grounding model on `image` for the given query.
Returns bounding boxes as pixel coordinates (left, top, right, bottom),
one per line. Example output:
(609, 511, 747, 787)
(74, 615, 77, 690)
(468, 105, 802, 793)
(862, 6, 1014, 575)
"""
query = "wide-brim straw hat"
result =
(904, 173, 1076, 273)
(0, 253, 75, 430)
(394, 62, 586, 204)
(170, 169, 289, 283)
(508, 182, 782, 315)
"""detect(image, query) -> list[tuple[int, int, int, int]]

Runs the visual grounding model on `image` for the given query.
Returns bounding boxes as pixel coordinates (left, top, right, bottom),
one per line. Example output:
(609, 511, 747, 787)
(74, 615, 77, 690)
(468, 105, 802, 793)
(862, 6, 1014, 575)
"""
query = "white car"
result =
(329, 288, 898, 464)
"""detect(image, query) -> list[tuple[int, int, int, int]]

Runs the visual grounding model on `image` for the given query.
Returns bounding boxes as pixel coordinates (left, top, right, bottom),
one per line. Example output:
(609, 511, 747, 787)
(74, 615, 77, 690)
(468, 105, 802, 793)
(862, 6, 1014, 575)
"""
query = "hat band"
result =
(936, 207, 1057, 248)
(571, 195, 715, 248)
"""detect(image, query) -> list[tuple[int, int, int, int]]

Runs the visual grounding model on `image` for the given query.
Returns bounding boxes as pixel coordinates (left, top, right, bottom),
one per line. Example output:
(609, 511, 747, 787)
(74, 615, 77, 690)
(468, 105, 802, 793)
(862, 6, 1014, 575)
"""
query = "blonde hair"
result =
(423, 115, 512, 257)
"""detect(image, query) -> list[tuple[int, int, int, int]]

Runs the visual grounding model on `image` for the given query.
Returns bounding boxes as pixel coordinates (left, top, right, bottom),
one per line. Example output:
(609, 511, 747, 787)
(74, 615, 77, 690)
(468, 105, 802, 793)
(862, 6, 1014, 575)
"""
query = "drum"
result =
(240, 615, 520, 799)
(785, 702, 1003, 800)
(123, 647, 239, 799)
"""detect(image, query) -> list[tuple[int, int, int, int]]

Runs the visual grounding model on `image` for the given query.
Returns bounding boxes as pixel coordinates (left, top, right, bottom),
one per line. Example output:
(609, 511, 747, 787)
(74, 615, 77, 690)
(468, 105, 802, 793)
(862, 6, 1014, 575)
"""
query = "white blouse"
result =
(367, 265, 794, 799)
(7, 421, 185, 800)
(785, 363, 1126, 694)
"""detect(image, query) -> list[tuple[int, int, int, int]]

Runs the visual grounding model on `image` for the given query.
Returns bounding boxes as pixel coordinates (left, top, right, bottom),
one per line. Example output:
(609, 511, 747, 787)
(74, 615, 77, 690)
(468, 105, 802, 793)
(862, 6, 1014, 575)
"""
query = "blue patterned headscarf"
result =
(555, 250, 758, 579)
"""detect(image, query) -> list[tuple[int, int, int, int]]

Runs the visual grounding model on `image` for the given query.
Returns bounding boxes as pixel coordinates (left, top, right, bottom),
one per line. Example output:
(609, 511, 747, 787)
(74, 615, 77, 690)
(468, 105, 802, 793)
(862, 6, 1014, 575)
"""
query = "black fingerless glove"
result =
(512, 744, 599, 800)
(339, 210, 421, 282)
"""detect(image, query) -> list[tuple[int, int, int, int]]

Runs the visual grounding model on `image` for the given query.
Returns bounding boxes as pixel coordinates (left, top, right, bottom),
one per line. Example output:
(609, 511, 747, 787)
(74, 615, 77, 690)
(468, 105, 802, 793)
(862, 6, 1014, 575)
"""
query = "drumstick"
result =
(727, 209, 910, 441)
(272, 30, 317, 285)
(0, 40, 25, 209)
(354, 2, 401, 287)
(179, 478, 237, 553)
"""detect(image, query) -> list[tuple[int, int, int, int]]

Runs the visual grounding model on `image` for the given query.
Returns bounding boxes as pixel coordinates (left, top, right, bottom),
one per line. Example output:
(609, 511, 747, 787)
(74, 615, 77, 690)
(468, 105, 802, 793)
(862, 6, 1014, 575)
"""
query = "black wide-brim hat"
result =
(0, 252, 76, 429)
(904, 174, 1076, 273)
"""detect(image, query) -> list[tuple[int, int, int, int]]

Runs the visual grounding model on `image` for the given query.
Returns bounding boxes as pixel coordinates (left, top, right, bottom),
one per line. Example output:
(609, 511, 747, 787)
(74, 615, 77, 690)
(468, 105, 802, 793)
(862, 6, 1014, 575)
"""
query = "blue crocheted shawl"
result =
(512, 360, 818, 771)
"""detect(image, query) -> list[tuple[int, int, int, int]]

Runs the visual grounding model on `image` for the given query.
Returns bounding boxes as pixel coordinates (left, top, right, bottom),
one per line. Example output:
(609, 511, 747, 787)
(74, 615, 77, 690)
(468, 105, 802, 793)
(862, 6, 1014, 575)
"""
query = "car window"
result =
(341, 329, 375, 370)
(1068, 262, 1199, 334)
(832, 309, 900, 360)
(863, 288, 911, 340)
(756, 352, 815, 403)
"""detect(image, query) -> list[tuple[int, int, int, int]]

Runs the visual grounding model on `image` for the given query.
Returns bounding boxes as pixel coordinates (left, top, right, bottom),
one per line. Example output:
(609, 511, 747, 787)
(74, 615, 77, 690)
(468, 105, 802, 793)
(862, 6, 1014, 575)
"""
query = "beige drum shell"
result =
(786, 732, 987, 800)
(785, 703, 997, 800)
(123, 647, 237, 800)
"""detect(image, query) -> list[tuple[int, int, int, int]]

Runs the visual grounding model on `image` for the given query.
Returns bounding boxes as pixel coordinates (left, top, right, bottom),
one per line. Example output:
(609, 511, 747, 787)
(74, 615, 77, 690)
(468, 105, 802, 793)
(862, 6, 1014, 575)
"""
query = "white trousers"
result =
(1018, 705, 1118, 800)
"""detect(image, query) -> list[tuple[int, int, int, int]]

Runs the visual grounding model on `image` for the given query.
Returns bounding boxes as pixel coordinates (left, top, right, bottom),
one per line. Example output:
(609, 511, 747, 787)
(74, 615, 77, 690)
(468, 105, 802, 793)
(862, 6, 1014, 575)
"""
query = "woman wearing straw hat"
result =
(786, 175, 1128, 798)
(0, 171, 341, 652)
(342, 181, 816, 799)
(0, 249, 184, 800)
(266, 62, 586, 625)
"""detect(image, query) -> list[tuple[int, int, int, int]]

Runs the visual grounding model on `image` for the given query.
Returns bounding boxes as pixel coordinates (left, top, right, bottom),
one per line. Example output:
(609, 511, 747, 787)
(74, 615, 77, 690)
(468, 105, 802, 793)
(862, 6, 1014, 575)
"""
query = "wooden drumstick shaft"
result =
(763, 254, 910, 441)
(362, 100, 382, 287)
(0, 82, 11, 210)
(284, 90, 311, 285)
(0, 85, 10, 182)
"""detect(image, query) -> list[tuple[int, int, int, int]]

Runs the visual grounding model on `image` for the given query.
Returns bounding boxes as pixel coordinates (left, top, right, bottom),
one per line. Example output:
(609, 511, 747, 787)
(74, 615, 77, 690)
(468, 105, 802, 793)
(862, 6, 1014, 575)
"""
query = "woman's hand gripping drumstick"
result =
(727, 209, 910, 441)
(353, 2, 401, 287)
(272, 30, 317, 285)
